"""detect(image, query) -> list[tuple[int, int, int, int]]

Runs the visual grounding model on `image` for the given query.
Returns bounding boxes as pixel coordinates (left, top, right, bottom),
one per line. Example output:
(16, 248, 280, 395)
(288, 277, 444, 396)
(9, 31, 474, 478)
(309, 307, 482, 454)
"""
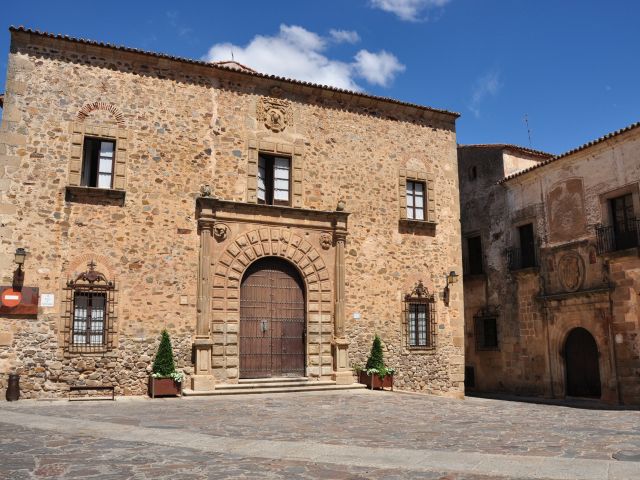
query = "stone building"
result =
(459, 122, 640, 405)
(0, 27, 464, 398)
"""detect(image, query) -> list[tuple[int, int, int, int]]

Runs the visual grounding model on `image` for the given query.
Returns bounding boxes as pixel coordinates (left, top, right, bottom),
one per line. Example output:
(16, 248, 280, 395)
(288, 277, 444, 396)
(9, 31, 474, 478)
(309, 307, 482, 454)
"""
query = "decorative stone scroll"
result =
(257, 97, 293, 132)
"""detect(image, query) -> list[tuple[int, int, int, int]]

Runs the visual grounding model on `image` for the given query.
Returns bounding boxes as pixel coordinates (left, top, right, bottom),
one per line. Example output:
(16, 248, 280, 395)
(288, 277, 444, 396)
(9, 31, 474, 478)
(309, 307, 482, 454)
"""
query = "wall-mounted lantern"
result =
(14, 248, 27, 271)
(444, 270, 458, 306)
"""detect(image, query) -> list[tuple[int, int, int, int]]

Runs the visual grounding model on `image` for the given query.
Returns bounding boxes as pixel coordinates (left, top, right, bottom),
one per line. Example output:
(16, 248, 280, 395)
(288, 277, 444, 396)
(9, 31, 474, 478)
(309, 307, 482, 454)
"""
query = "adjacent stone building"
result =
(460, 122, 640, 405)
(0, 27, 464, 398)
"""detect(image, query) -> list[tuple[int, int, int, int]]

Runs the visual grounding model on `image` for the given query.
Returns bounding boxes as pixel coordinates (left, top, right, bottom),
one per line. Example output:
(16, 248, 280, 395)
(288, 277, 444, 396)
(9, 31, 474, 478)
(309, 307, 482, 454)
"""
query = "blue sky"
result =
(2, 0, 639, 154)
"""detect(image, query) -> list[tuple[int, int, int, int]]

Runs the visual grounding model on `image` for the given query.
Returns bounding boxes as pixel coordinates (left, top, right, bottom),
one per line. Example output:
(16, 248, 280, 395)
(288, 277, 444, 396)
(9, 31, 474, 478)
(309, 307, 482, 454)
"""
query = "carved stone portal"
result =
(558, 252, 585, 293)
(257, 97, 293, 132)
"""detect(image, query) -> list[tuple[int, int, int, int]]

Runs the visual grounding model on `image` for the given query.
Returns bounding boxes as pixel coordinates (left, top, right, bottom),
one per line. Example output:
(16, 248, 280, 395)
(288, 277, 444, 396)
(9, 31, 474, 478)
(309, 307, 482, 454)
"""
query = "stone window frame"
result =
(474, 315, 499, 351)
(597, 182, 640, 227)
(403, 281, 437, 351)
(62, 261, 118, 355)
(66, 122, 129, 203)
(398, 169, 436, 224)
(247, 140, 303, 208)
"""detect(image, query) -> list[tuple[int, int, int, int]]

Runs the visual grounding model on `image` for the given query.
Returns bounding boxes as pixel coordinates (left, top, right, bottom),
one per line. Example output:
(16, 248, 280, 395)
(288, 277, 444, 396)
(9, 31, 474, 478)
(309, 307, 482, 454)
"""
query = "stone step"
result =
(219, 380, 336, 390)
(238, 377, 311, 384)
(183, 383, 366, 396)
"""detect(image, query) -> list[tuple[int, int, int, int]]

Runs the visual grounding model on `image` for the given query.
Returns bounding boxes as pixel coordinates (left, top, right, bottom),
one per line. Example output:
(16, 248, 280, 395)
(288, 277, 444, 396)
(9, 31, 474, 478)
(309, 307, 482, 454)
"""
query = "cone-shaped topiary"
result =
(152, 329, 176, 377)
(366, 334, 385, 371)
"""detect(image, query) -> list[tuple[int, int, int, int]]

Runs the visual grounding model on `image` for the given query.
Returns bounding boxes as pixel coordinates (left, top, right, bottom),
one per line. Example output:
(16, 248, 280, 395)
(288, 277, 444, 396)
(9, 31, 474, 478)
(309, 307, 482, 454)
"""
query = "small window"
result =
(610, 193, 637, 250)
(469, 165, 477, 181)
(466, 235, 484, 275)
(475, 317, 498, 351)
(518, 223, 536, 268)
(258, 154, 291, 206)
(406, 180, 425, 220)
(82, 137, 115, 189)
(404, 281, 436, 348)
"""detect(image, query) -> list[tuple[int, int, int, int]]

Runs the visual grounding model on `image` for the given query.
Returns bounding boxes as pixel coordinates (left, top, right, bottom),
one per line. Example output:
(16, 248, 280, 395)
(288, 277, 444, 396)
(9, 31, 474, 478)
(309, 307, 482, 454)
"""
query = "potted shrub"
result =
(148, 329, 184, 398)
(357, 334, 395, 391)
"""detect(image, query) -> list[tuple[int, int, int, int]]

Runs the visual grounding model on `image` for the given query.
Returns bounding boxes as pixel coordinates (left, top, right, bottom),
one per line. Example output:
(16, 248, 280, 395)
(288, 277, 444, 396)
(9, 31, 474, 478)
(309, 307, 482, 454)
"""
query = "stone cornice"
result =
(9, 27, 458, 126)
(196, 198, 349, 234)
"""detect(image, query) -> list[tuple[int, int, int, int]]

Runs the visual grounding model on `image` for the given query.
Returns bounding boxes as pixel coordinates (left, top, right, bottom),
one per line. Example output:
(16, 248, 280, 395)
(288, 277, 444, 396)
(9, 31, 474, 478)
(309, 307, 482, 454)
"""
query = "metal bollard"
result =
(5, 373, 20, 401)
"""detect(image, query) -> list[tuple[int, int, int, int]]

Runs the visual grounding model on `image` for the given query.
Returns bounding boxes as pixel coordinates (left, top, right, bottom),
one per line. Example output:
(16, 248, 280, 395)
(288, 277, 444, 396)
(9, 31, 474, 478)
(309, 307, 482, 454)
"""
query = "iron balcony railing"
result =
(506, 246, 538, 271)
(596, 218, 640, 254)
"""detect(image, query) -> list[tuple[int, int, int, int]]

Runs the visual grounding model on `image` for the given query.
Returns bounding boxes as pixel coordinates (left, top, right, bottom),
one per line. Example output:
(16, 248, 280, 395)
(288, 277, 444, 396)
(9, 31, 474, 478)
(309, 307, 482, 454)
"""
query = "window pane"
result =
(274, 179, 289, 190)
(406, 193, 414, 207)
(73, 294, 89, 344)
(257, 160, 266, 201)
(98, 174, 112, 189)
(414, 182, 423, 194)
(274, 157, 290, 179)
(414, 195, 424, 209)
(99, 158, 113, 174)
(274, 188, 289, 201)
(99, 141, 114, 157)
(408, 306, 417, 346)
(414, 208, 424, 220)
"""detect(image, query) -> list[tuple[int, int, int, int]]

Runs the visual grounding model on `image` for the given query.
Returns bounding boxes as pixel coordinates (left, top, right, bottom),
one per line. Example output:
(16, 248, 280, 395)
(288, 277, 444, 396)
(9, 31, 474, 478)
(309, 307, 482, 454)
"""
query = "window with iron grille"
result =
(406, 180, 426, 220)
(404, 281, 436, 348)
(63, 261, 116, 353)
(475, 316, 499, 351)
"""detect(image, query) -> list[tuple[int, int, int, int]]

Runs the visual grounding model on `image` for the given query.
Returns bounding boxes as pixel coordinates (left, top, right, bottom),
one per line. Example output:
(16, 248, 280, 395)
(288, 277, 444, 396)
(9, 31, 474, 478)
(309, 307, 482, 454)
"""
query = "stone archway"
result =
(565, 327, 601, 398)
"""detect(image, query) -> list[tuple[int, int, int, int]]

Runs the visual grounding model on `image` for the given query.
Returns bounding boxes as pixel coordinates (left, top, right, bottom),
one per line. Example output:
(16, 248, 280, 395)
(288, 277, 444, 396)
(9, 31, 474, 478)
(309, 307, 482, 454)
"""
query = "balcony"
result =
(596, 218, 640, 254)
(507, 247, 538, 271)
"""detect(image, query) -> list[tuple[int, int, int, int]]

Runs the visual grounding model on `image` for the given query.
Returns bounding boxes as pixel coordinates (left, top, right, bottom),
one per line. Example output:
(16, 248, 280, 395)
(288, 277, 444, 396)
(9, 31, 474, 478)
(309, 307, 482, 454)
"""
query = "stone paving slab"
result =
(1, 390, 640, 479)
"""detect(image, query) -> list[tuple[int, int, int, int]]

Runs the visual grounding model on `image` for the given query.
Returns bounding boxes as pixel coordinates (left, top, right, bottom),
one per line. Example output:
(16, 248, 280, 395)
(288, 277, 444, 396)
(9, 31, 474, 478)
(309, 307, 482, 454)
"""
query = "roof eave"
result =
(9, 26, 460, 120)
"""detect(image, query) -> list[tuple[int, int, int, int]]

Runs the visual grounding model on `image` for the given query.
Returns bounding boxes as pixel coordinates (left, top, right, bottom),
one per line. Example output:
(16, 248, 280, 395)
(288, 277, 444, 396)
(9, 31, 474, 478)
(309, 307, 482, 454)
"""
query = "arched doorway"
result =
(565, 327, 601, 398)
(240, 257, 306, 378)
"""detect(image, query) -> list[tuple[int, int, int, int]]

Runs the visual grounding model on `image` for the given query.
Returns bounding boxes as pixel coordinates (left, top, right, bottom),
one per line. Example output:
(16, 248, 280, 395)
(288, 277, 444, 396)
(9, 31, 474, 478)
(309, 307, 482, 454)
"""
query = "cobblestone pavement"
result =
(1, 390, 639, 479)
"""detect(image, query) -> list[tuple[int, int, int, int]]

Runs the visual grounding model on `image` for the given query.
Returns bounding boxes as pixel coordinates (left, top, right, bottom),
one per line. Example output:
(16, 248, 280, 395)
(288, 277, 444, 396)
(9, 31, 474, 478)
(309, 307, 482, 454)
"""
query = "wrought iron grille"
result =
(595, 218, 640, 254)
(62, 261, 117, 354)
(506, 246, 538, 271)
(404, 281, 437, 349)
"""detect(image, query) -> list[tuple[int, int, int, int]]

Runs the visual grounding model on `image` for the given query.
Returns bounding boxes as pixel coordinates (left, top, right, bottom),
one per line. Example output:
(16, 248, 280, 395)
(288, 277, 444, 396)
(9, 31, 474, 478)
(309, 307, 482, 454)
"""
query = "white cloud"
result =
(329, 29, 361, 44)
(469, 70, 502, 118)
(205, 25, 405, 91)
(354, 50, 406, 87)
(370, 0, 452, 21)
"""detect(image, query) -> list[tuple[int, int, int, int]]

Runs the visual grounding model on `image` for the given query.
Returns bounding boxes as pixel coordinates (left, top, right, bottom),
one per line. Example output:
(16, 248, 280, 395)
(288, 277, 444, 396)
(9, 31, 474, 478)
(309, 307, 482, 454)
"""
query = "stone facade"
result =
(0, 28, 464, 398)
(459, 124, 640, 405)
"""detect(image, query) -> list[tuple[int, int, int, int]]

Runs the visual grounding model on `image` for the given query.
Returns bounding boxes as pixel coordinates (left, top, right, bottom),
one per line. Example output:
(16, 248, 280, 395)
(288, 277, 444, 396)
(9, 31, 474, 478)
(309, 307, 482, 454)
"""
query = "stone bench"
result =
(68, 384, 115, 401)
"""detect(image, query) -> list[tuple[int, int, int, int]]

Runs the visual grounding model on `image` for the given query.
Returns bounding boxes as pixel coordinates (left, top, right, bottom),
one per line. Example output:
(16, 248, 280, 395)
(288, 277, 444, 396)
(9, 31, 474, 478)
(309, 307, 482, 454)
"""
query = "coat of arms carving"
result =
(257, 97, 293, 133)
(557, 252, 585, 293)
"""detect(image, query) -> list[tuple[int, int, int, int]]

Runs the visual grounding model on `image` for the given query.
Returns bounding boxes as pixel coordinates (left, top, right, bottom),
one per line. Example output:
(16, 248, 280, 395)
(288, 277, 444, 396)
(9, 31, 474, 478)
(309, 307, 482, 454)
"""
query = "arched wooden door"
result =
(565, 327, 601, 398)
(240, 257, 306, 378)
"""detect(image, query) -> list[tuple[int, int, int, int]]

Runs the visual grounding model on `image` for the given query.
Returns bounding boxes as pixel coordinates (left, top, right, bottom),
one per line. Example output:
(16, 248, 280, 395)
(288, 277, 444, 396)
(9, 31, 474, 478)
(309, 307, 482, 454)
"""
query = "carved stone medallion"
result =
(257, 97, 292, 133)
(557, 251, 585, 293)
(319, 232, 332, 250)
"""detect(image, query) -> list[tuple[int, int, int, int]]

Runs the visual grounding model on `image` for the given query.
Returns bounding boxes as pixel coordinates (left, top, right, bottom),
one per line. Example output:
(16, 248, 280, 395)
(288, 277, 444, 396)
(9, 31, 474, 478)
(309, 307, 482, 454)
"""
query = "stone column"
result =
(332, 230, 353, 384)
(191, 223, 216, 391)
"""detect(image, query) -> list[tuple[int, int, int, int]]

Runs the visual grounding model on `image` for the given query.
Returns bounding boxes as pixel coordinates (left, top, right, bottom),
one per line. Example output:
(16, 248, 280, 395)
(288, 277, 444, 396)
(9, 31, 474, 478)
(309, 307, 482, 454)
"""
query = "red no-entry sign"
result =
(1, 289, 22, 308)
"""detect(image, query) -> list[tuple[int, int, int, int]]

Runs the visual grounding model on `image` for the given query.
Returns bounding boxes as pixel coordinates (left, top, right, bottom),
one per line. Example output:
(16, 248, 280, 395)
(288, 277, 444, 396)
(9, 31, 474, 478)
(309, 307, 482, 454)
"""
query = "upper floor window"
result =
(258, 154, 290, 206)
(610, 193, 637, 250)
(406, 180, 425, 220)
(518, 223, 536, 268)
(466, 235, 484, 275)
(82, 137, 115, 189)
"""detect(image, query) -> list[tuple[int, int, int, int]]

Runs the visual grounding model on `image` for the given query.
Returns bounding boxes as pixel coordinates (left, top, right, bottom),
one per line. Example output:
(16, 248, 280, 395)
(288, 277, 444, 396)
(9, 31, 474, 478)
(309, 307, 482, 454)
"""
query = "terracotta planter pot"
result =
(358, 371, 394, 391)
(148, 377, 182, 398)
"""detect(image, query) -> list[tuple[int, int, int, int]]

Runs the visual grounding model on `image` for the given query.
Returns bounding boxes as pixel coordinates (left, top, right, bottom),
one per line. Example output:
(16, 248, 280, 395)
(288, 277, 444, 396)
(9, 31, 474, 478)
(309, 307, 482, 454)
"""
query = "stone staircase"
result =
(183, 377, 366, 396)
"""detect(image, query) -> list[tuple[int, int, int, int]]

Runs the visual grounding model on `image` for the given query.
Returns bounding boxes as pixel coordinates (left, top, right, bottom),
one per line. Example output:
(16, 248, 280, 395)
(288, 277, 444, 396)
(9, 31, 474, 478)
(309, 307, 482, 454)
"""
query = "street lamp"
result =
(14, 248, 27, 271)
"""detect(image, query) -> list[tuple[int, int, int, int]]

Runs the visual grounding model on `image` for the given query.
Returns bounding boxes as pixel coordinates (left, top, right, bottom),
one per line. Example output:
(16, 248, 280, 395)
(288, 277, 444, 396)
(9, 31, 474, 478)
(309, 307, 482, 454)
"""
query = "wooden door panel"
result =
(240, 258, 305, 379)
(565, 327, 601, 398)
